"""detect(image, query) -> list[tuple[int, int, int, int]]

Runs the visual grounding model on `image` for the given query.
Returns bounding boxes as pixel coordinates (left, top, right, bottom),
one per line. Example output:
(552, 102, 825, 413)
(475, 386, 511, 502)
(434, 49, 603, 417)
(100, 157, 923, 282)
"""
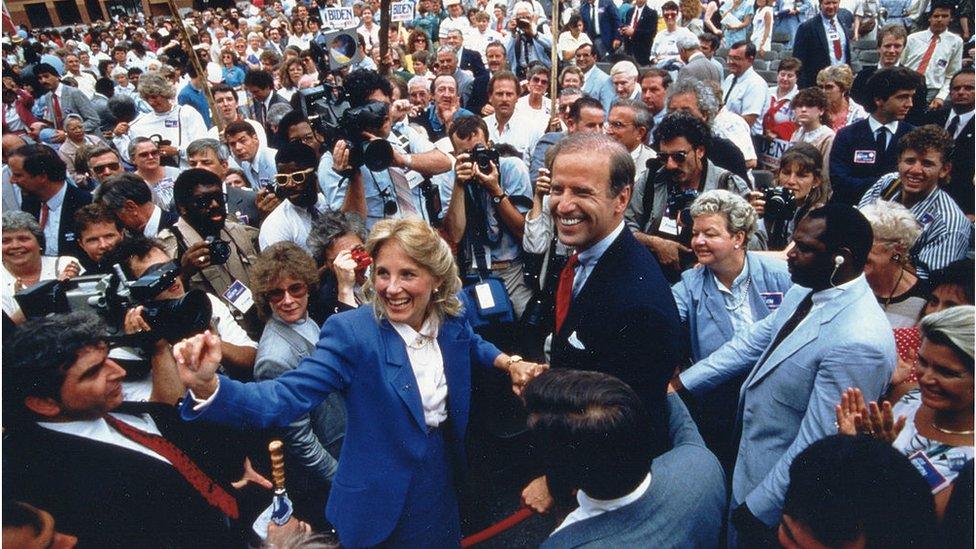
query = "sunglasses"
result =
(266, 282, 308, 303)
(657, 150, 692, 164)
(192, 192, 225, 209)
(274, 168, 314, 186)
(530, 76, 549, 85)
(92, 162, 121, 173)
(136, 150, 160, 158)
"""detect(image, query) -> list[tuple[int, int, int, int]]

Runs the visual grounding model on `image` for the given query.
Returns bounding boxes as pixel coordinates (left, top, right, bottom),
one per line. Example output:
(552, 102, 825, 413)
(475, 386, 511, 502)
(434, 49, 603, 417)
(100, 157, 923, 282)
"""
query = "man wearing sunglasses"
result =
(157, 168, 264, 340)
(626, 112, 751, 276)
(86, 145, 125, 186)
(261, 142, 332, 253)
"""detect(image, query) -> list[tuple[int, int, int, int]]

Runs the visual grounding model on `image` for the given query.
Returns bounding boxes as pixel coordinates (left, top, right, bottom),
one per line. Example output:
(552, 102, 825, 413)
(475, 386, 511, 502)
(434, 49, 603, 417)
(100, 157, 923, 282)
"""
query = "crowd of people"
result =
(1, 0, 974, 546)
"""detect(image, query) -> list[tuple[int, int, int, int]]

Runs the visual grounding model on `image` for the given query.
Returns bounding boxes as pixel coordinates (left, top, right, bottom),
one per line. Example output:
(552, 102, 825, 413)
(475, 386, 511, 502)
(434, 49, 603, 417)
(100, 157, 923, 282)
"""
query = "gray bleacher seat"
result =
(758, 70, 779, 84)
(853, 39, 878, 51)
(769, 43, 784, 52)
(858, 50, 880, 65)
(771, 32, 791, 44)
(769, 59, 780, 71)
(754, 59, 770, 71)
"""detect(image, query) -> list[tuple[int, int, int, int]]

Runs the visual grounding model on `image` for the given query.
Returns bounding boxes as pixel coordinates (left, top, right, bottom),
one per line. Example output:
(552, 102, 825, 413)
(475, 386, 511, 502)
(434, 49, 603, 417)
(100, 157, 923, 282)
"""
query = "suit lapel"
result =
(380, 321, 428, 431)
(559, 229, 628, 337)
(701, 274, 734, 341)
(747, 307, 820, 388)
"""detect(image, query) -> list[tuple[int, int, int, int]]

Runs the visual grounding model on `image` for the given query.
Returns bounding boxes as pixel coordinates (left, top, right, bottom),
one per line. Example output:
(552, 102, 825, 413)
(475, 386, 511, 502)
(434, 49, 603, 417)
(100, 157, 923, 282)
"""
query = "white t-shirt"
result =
(258, 195, 330, 252)
(126, 104, 209, 168)
(651, 27, 697, 63)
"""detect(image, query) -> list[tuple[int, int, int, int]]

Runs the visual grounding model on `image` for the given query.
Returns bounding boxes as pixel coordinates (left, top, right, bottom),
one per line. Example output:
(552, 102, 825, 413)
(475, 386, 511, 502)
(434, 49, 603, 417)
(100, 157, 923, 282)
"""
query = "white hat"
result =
(158, 28, 170, 37)
(444, 0, 462, 6)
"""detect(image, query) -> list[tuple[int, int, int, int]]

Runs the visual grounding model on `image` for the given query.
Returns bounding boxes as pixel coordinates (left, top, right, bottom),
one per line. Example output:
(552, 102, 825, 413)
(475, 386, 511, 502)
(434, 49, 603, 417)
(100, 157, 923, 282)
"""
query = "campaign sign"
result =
(325, 7, 356, 29)
(391, 1, 414, 22)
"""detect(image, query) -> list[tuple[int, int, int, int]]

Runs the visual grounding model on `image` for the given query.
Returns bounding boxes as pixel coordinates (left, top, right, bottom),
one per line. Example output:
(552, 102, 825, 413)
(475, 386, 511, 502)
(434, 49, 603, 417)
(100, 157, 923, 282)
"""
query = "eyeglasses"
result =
(530, 76, 549, 85)
(290, 133, 321, 146)
(657, 150, 692, 164)
(191, 192, 225, 209)
(92, 162, 121, 173)
(606, 120, 634, 129)
(136, 150, 160, 158)
(274, 168, 314, 186)
(266, 282, 308, 303)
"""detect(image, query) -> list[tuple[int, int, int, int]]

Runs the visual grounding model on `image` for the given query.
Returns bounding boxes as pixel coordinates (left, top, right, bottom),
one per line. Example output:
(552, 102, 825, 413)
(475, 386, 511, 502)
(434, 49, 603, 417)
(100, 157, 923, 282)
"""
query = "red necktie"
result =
(52, 94, 63, 129)
(829, 19, 842, 60)
(105, 415, 240, 519)
(38, 202, 49, 228)
(554, 254, 579, 333)
(631, 5, 640, 28)
(916, 34, 939, 75)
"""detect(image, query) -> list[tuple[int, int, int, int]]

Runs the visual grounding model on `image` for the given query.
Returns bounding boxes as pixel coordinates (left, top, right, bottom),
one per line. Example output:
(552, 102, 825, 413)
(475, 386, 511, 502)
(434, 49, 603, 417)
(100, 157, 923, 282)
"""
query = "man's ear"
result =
(24, 396, 62, 418)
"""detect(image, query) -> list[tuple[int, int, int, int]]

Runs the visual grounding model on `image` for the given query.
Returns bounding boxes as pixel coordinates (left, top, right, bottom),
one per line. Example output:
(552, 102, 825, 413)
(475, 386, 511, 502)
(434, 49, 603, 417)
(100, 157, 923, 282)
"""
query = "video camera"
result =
(14, 262, 213, 345)
(297, 31, 393, 174)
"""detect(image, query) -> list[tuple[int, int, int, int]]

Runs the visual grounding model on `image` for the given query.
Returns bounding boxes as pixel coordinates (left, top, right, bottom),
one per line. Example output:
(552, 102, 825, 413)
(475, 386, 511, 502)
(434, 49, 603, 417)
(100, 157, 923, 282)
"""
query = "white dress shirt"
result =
(41, 183, 67, 256)
(38, 412, 170, 464)
(721, 67, 769, 125)
(945, 109, 974, 139)
(552, 473, 652, 534)
(867, 115, 900, 149)
(258, 194, 329, 252)
(391, 316, 448, 427)
(900, 29, 964, 102)
(143, 204, 163, 237)
(484, 113, 547, 162)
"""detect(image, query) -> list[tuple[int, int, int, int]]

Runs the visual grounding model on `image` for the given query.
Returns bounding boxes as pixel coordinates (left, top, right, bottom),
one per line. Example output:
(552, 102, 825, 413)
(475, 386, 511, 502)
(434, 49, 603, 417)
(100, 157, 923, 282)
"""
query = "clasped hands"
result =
(507, 357, 548, 396)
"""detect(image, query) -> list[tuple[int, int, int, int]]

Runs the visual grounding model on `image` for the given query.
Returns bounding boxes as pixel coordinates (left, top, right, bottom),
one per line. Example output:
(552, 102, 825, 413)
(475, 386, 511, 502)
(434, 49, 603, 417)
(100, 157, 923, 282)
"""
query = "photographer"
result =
(442, 115, 534, 317)
(103, 235, 257, 385)
(752, 143, 831, 251)
(503, 1, 554, 79)
(157, 168, 263, 340)
(317, 69, 452, 230)
(626, 112, 751, 277)
(186, 138, 264, 228)
(260, 142, 331, 252)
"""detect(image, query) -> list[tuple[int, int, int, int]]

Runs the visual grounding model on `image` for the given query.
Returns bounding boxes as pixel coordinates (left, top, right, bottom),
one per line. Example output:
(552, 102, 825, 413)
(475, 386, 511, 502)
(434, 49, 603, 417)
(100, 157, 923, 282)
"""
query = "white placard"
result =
(325, 7, 356, 29)
(391, 1, 415, 22)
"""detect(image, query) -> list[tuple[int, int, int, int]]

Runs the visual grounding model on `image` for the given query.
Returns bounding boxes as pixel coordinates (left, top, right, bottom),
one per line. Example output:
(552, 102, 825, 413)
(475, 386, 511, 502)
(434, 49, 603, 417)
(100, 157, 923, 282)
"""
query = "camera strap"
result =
(462, 184, 494, 280)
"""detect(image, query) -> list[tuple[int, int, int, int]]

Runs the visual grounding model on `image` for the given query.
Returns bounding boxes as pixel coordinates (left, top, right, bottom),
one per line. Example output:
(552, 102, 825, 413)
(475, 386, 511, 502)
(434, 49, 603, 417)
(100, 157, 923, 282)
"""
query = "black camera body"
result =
(299, 88, 394, 173)
(469, 144, 500, 174)
(13, 263, 212, 344)
(763, 187, 797, 221)
(205, 236, 232, 266)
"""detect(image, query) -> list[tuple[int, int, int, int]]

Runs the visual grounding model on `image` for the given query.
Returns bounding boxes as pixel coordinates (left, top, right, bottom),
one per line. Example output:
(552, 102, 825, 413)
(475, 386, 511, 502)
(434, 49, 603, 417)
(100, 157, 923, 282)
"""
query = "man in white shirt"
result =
(63, 52, 97, 99)
(650, 1, 697, 67)
(439, 0, 472, 41)
(721, 40, 769, 131)
(899, 1, 964, 108)
(225, 121, 278, 192)
(259, 142, 330, 252)
(483, 71, 546, 160)
(610, 60, 642, 101)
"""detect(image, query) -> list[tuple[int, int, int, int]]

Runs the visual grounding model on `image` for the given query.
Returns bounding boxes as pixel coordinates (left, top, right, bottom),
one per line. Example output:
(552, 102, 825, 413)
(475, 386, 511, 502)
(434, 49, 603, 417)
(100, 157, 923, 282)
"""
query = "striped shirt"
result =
(860, 172, 973, 279)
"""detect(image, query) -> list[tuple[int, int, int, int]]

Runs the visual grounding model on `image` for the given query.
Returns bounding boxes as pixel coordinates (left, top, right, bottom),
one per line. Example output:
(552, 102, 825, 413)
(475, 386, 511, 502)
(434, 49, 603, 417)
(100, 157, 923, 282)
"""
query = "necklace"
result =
(931, 421, 975, 436)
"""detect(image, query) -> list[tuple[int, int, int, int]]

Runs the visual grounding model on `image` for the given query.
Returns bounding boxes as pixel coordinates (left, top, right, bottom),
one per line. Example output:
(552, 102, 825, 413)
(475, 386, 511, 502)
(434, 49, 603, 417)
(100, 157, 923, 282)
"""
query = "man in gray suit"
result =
(671, 204, 896, 547)
(437, 45, 475, 109)
(528, 370, 726, 548)
(676, 35, 722, 84)
(34, 63, 100, 133)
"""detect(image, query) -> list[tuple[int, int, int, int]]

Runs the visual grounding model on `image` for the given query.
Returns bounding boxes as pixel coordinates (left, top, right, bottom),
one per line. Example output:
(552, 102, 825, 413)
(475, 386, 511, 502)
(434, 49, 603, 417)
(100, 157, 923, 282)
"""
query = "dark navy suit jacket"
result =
(549, 228, 684, 412)
(792, 10, 854, 88)
(581, 0, 621, 54)
(181, 306, 501, 548)
(829, 118, 913, 205)
(22, 182, 92, 260)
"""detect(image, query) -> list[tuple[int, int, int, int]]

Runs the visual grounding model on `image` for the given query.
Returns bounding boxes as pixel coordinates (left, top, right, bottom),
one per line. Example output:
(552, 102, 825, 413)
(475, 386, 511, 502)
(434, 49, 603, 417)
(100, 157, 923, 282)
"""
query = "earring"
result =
(734, 244, 741, 249)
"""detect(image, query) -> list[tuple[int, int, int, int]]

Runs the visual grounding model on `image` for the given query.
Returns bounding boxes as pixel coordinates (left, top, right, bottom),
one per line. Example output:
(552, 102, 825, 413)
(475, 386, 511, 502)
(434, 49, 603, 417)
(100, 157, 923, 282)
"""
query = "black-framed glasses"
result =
(266, 282, 308, 303)
(290, 133, 321, 147)
(136, 150, 160, 158)
(657, 150, 692, 164)
(191, 192, 225, 209)
(274, 168, 314, 186)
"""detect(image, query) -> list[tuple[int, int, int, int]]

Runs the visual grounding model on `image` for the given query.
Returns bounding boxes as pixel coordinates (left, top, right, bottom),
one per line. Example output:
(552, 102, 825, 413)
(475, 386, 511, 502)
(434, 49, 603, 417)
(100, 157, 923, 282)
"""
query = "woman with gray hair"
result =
(124, 71, 208, 169)
(861, 200, 928, 328)
(1, 211, 83, 323)
(306, 210, 370, 325)
(671, 189, 793, 469)
(837, 305, 974, 508)
(57, 113, 109, 185)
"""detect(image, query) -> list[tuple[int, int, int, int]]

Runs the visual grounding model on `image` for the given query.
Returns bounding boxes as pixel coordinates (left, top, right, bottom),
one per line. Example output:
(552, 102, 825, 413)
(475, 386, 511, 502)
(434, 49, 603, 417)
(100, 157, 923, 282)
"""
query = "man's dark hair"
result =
(569, 96, 604, 123)
(33, 62, 59, 78)
(898, 124, 954, 164)
(127, 66, 143, 77)
(3, 500, 44, 532)
(783, 435, 938, 548)
(275, 141, 318, 169)
(640, 67, 673, 89)
(928, 258, 975, 303)
(779, 57, 802, 73)
(95, 76, 115, 97)
(448, 114, 489, 142)
(865, 66, 923, 112)
(805, 203, 874, 272)
(277, 109, 314, 144)
(173, 168, 223, 209)
(730, 40, 757, 59)
(3, 312, 108, 425)
(343, 69, 394, 108)
(75, 202, 123, 236)
(950, 66, 975, 86)
(488, 70, 520, 95)
(210, 82, 236, 98)
(224, 119, 257, 138)
(653, 111, 712, 150)
(699, 32, 720, 51)
(928, 0, 955, 15)
(101, 234, 170, 279)
(7, 144, 67, 182)
(661, 0, 679, 10)
(107, 94, 138, 123)
(549, 132, 636, 197)
(524, 369, 665, 502)
(97, 172, 153, 210)
(243, 69, 275, 90)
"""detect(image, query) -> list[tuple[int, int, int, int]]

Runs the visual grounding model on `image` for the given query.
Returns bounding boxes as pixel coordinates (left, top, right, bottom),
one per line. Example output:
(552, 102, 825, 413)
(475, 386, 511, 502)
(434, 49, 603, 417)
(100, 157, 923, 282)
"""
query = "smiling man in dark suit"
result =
(520, 131, 685, 514)
(8, 144, 91, 259)
(792, 0, 854, 88)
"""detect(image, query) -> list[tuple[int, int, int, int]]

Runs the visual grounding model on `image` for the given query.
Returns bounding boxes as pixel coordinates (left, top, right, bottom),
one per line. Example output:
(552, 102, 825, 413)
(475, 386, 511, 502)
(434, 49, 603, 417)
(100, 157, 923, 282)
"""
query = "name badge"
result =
(937, 58, 948, 68)
(908, 451, 951, 493)
(165, 119, 178, 128)
(918, 212, 935, 229)
(64, 231, 77, 242)
(760, 292, 784, 310)
(405, 170, 425, 189)
(223, 279, 254, 314)
(474, 282, 495, 309)
(658, 217, 680, 236)
(853, 150, 877, 164)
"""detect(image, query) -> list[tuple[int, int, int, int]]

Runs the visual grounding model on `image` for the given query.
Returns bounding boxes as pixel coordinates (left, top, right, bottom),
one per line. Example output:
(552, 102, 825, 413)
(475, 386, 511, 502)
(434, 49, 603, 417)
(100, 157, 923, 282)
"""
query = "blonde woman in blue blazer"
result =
(671, 190, 793, 469)
(174, 219, 545, 548)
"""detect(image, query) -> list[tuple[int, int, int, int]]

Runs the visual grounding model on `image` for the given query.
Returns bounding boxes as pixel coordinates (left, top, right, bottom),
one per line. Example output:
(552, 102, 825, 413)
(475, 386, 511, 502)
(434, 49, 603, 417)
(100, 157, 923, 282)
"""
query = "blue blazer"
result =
(581, 0, 621, 54)
(672, 253, 794, 362)
(181, 306, 502, 547)
(680, 276, 896, 526)
(829, 118, 914, 205)
(581, 66, 617, 112)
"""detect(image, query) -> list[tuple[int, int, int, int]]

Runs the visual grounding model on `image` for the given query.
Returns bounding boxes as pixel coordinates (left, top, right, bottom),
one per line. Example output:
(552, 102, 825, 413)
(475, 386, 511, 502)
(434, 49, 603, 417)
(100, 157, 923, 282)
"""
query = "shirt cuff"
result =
(188, 378, 220, 411)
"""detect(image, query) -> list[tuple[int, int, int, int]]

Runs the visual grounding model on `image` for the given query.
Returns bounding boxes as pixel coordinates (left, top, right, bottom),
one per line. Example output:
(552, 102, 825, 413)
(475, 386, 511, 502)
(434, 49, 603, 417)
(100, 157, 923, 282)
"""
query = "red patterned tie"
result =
(829, 19, 842, 60)
(916, 34, 939, 75)
(52, 94, 63, 129)
(554, 254, 579, 333)
(105, 415, 240, 519)
(38, 202, 49, 229)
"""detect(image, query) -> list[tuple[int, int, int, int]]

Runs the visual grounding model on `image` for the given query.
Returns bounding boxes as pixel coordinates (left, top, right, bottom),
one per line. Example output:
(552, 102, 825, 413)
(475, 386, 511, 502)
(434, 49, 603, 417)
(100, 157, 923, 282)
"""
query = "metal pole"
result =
(548, 0, 560, 131)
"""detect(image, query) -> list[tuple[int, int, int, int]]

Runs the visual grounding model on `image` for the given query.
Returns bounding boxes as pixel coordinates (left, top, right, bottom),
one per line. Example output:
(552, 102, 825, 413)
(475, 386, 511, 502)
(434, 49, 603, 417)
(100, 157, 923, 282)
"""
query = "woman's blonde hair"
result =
(363, 219, 463, 321)
(816, 64, 855, 94)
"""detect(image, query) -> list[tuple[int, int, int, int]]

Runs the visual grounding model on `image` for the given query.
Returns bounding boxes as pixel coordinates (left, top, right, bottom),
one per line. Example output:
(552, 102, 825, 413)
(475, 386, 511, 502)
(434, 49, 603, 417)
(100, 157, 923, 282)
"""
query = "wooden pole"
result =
(164, 0, 224, 133)
(378, 0, 392, 75)
(548, 0, 560, 131)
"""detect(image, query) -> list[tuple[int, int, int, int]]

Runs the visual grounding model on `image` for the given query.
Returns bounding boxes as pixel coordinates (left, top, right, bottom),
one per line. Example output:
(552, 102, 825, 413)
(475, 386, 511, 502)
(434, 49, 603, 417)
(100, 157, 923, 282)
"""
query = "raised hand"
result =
(835, 387, 864, 435)
(172, 331, 222, 399)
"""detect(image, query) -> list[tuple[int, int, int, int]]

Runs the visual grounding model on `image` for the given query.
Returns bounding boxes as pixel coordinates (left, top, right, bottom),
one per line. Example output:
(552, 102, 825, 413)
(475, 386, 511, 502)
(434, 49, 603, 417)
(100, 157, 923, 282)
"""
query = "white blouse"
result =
(391, 316, 448, 427)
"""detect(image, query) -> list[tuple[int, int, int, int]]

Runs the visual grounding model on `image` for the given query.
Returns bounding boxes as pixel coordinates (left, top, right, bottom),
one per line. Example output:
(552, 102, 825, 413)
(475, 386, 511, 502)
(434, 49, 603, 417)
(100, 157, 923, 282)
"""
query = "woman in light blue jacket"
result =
(672, 189, 793, 471)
